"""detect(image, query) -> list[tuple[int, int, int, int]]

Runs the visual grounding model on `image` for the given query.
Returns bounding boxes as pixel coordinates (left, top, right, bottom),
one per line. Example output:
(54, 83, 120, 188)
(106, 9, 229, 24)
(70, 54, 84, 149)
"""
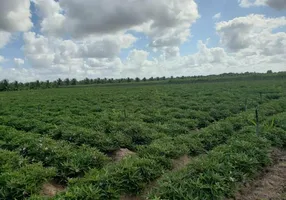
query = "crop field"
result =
(0, 76, 286, 200)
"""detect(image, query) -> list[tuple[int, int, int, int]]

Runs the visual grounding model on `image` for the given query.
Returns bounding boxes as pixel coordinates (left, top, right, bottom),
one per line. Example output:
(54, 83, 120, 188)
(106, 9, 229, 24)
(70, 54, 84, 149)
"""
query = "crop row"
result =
(0, 111, 241, 153)
(0, 126, 109, 181)
(7, 95, 248, 126)
(145, 109, 286, 199)
(147, 113, 286, 200)
(0, 148, 56, 200)
(26, 100, 286, 200)
(137, 97, 286, 160)
(34, 98, 286, 200)
(0, 94, 281, 156)
(148, 132, 274, 199)
(0, 81, 277, 129)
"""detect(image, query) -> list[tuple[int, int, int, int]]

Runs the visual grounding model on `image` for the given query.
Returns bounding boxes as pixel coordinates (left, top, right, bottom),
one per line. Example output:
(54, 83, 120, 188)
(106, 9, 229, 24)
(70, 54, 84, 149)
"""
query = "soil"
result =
(41, 181, 66, 197)
(112, 148, 136, 162)
(171, 155, 191, 171)
(120, 195, 142, 200)
(231, 149, 286, 200)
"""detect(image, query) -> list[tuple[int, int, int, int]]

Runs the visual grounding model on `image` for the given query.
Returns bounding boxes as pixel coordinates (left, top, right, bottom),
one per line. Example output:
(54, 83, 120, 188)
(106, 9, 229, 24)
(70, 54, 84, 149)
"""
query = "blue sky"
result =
(0, 0, 285, 82)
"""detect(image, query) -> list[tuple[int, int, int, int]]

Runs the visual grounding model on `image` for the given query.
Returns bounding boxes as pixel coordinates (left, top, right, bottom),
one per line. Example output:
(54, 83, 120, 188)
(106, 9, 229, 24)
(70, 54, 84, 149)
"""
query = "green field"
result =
(0, 75, 286, 199)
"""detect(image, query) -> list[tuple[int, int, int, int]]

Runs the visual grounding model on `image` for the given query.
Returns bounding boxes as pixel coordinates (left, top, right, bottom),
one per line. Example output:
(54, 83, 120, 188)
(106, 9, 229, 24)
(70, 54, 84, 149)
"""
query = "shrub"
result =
(0, 149, 56, 200)
(58, 156, 165, 199)
(0, 126, 109, 180)
(148, 133, 272, 200)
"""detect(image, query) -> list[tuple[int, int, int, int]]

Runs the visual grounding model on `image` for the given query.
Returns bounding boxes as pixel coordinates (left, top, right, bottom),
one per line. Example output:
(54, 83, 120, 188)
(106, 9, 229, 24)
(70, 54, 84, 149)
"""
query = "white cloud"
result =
(14, 58, 24, 66)
(22, 32, 85, 80)
(15, 0, 199, 81)
(1, 1, 285, 82)
(0, 31, 11, 49)
(40, 13, 65, 37)
(33, 0, 199, 52)
(23, 32, 55, 69)
(216, 14, 286, 51)
(13, 13, 286, 82)
(162, 47, 180, 59)
(79, 34, 137, 58)
(2, 37, 286, 82)
(32, 0, 62, 18)
(239, 0, 286, 10)
(212, 13, 221, 20)
(58, 0, 198, 36)
(125, 49, 150, 70)
(23, 31, 137, 69)
(0, 0, 32, 32)
(0, 55, 6, 63)
(239, 0, 266, 7)
(21, 31, 137, 80)
(32, 0, 65, 37)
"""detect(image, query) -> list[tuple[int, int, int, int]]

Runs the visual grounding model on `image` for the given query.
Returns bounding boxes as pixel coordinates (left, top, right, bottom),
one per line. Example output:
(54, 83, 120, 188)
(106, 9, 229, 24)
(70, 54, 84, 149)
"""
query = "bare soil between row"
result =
(231, 148, 286, 200)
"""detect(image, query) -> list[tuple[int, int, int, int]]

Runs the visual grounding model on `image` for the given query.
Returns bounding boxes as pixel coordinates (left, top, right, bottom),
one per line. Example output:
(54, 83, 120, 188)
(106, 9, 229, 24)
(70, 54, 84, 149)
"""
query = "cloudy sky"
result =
(0, 0, 285, 82)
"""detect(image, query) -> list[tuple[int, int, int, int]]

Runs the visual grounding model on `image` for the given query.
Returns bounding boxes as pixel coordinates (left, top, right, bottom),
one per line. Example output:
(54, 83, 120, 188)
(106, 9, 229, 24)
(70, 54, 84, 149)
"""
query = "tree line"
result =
(0, 76, 170, 91)
(0, 71, 285, 92)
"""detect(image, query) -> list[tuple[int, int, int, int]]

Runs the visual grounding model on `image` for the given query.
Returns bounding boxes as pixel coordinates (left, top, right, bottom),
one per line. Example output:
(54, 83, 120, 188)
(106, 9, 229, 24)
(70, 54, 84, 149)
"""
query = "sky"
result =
(0, 0, 285, 82)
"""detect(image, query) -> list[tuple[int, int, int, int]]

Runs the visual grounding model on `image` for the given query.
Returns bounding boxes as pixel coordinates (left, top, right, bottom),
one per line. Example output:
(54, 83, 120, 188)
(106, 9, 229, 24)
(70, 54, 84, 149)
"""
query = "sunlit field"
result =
(0, 75, 286, 199)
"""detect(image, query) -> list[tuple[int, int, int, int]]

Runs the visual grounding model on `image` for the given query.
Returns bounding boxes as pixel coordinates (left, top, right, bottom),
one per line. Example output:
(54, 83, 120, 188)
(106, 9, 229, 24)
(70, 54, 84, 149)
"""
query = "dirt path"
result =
(233, 149, 286, 200)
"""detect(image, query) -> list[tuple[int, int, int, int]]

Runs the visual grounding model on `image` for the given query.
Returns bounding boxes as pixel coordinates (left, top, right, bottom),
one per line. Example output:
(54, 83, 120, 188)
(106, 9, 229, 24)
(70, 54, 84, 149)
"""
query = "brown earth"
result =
(41, 181, 66, 197)
(112, 148, 136, 162)
(171, 155, 191, 171)
(232, 149, 286, 200)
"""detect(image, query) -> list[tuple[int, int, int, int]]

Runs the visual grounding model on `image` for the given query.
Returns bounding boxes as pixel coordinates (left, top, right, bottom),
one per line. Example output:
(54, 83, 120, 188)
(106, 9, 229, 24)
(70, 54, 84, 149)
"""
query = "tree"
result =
(135, 77, 140, 82)
(45, 80, 50, 88)
(24, 82, 30, 89)
(142, 77, 147, 81)
(0, 79, 9, 91)
(267, 70, 273, 74)
(84, 78, 90, 84)
(71, 78, 77, 85)
(57, 78, 63, 86)
(13, 81, 19, 91)
(35, 80, 40, 89)
(19, 82, 24, 90)
(52, 80, 58, 88)
(96, 78, 101, 84)
(29, 82, 36, 90)
(64, 78, 70, 86)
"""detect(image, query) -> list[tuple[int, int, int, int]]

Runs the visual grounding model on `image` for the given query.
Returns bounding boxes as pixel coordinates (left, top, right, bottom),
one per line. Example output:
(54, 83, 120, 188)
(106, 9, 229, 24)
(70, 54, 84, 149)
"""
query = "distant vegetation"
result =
(0, 71, 285, 91)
